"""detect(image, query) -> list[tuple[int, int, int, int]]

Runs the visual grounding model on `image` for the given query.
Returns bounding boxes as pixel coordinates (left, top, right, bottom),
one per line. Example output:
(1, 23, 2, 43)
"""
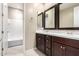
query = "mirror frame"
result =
(58, 3, 79, 30)
(37, 12, 44, 28)
(44, 3, 60, 30)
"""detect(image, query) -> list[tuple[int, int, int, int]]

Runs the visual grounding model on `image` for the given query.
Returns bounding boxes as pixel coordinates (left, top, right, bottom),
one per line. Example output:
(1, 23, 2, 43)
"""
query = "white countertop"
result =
(36, 30, 79, 40)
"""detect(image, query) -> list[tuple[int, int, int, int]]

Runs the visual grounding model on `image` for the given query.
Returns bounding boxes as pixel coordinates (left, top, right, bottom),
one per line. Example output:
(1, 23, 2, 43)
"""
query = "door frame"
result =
(23, 3, 26, 55)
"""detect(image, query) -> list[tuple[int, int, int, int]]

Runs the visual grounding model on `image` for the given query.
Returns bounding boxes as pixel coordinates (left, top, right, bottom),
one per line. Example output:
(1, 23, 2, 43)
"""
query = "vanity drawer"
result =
(53, 36, 79, 49)
(36, 33, 43, 38)
(65, 39, 79, 49)
(53, 36, 65, 44)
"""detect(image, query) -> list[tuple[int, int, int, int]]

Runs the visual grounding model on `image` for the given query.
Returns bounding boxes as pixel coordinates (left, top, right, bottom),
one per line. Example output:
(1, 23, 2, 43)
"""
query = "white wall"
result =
(24, 3, 37, 50)
(35, 3, 56, 14)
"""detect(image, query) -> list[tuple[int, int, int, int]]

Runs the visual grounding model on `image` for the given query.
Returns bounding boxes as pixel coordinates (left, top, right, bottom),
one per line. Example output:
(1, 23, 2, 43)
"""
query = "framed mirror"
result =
(59, 3, 79, 29)
(44, 6, 55, 29)
(37, 12, 44, 29)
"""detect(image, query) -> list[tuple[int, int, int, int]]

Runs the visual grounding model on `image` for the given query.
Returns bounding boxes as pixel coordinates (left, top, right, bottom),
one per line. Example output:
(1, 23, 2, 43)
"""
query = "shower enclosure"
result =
(8, 3, 23, 48)
(0, 3, 24, 56)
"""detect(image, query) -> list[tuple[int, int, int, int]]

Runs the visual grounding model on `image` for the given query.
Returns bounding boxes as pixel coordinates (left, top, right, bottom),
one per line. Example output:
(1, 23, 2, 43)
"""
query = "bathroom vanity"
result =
(36, 3, 79, 56)
(36, 31, 79, 56)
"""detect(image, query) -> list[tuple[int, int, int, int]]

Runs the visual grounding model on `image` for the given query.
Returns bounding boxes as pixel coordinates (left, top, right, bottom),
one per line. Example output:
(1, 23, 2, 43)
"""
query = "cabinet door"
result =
(36, 34, 45, 53)
(45, 36, 52, 56)
(40, 35, 45, 53)
(65, 46, 79, 56)
(45, 36, 52, 49)
(53, 42, 65, 56)
(36, 34, 40, 49)
(45, 48, 51, 56)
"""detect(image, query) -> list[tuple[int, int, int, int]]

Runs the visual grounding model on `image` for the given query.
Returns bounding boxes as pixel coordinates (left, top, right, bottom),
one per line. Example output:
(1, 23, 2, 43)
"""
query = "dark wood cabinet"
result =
(36, 33, 79, 56)
(45, 36, 52, 49)
(45, 47, 51, 56)
(45, 35, 52, 56)
(53, 36, 65, 56)
(36, 33, 52, 56)
(53, 42, 79, 56)
(36, 34, 45, 53)
(65, 46, 79, 56)
(53, 36, 79, 56)
(53, 42, 65, 56)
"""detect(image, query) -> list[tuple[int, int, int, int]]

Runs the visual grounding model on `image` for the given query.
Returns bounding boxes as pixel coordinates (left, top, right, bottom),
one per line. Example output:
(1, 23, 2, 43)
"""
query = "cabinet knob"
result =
(46, 39, 48, 42)
(60, 46, 63, 48)
(60, 46, 65, 49)
(38, 38, 40, 40)
(46, 48, 49, 51)
(63, 47, 66, 49)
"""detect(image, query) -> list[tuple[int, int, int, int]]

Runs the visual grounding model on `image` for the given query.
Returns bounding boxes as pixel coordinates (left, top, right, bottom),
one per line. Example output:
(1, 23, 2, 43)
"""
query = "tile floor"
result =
(5, 46, 45, 56)
(6, 45, 24, 56)
(25, 48, 45, 56)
